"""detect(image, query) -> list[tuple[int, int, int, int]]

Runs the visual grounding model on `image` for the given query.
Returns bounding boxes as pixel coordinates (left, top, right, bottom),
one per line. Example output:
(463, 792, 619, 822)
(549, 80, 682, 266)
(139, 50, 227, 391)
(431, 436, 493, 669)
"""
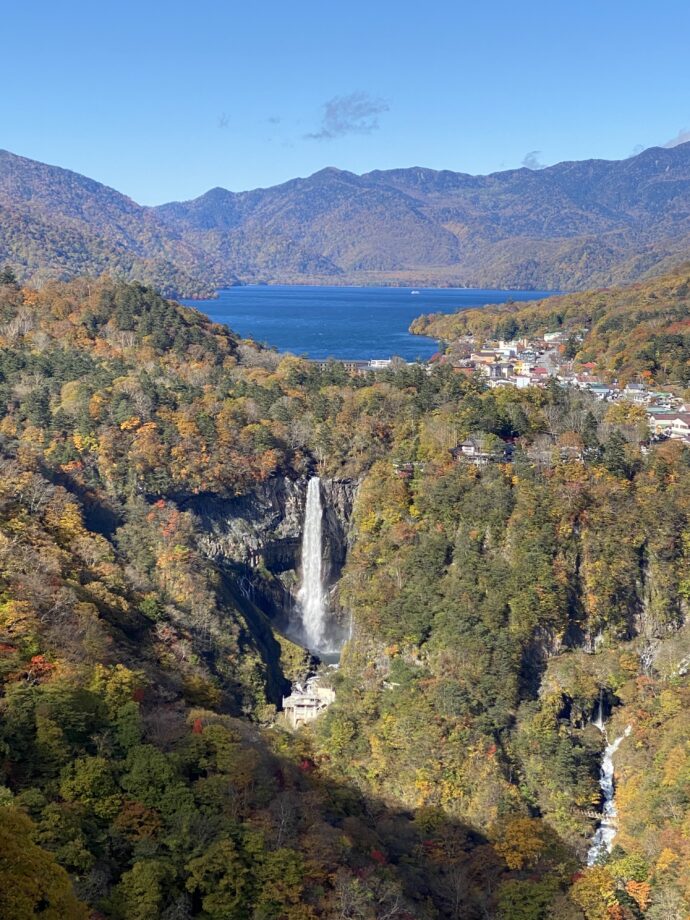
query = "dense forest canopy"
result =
(0, 273, 688, 917)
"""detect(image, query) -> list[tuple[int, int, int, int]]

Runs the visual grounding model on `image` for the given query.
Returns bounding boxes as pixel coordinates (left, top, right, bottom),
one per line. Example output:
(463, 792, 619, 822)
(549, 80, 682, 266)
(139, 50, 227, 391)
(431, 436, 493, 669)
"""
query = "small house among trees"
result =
(450, 436, 514, 466)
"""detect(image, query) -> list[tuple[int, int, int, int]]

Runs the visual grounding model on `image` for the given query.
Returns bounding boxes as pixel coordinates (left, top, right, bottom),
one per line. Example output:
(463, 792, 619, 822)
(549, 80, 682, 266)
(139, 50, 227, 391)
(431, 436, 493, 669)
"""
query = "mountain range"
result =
(1, 143, 689, 296)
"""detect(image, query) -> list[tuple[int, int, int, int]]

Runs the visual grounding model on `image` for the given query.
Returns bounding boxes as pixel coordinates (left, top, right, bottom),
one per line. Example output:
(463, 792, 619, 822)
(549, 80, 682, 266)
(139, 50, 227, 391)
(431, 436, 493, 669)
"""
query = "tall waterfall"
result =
(587, 724, 632, 865)
(297, 477, 327, 651)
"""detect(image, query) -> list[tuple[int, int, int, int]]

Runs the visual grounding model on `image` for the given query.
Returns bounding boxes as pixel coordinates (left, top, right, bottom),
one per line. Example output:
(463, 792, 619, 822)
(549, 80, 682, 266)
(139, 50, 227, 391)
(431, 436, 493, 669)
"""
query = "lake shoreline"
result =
(182, 285, 557, 362)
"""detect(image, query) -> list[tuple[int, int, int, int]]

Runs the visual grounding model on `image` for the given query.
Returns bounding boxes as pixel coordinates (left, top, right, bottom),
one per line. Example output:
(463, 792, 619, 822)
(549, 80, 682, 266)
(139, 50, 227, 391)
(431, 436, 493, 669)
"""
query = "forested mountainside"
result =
(2, 143, 690, 295)
(0, 151, 221, 299)
(0, 273, 689, 917)
(413, 264, 690, 386)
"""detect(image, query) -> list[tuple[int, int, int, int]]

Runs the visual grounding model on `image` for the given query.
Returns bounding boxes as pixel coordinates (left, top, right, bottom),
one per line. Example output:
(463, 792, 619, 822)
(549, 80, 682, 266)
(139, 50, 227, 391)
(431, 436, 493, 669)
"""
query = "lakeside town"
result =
(313, 328, 690, 450)
(430, 327, 690, 444)
(313, 329, 690, 478)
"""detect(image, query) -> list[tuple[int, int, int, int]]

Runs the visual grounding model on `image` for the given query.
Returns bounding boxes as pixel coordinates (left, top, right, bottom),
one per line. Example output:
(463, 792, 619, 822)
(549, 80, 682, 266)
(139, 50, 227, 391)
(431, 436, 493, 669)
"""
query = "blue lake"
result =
(182, 286, 556, 361)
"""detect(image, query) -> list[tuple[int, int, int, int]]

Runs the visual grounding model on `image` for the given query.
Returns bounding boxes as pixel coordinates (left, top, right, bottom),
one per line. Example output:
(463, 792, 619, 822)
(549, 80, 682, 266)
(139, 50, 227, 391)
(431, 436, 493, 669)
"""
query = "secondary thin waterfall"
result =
(593, 688, 605, 732)
(297, 477, 327, 650)
(587, 723, 632, 866)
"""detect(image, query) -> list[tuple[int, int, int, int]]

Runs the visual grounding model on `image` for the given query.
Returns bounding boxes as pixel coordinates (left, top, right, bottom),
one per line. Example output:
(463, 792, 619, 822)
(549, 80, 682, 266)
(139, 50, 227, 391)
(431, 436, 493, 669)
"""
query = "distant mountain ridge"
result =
(1, 144, 689, 295)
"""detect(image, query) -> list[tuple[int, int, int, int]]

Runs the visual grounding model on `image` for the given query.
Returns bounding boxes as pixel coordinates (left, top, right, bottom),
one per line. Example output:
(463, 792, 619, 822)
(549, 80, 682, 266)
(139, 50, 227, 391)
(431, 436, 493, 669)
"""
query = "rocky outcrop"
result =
(189, 477, 305, 572)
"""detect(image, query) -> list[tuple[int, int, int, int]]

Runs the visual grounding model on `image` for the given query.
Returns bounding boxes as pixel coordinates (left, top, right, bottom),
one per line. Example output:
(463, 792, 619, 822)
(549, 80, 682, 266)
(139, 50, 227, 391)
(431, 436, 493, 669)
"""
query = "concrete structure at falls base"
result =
(282, 685, 336, 728)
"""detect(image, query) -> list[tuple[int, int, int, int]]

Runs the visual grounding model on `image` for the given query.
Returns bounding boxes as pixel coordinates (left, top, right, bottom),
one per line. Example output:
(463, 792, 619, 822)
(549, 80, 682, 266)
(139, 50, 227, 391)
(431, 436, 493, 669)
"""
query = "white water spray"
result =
(593, 688, 605, 732)
(297, 477, 327, 651)
(587, 722, 632, 866)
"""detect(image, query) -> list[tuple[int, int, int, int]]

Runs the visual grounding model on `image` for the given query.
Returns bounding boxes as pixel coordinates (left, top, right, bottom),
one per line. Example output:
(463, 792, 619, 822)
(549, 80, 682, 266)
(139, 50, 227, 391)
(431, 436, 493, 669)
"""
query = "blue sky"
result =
(3, 0, 689, 204)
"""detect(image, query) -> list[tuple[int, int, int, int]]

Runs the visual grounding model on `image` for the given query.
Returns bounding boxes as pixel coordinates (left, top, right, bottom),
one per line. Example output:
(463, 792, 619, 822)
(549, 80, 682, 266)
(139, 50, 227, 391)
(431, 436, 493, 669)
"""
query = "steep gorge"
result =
(1, 274, 689, 915)
(182, 475, 358, 695)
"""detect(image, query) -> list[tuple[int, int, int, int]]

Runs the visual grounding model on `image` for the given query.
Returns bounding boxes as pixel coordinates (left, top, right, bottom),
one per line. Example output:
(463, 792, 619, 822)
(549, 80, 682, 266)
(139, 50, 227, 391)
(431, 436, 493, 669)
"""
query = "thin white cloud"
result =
(521, 150, 545, 170)
(663, 128, 690, 148)
(305, 91, 390, 141)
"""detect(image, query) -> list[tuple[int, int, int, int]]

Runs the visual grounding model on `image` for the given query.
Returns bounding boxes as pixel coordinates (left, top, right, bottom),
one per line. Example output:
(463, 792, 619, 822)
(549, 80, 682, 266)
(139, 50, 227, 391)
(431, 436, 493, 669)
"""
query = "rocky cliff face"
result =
(320, 478, 356, 588)
(189, 476, 305, 572)
(185, 476, 358, 630)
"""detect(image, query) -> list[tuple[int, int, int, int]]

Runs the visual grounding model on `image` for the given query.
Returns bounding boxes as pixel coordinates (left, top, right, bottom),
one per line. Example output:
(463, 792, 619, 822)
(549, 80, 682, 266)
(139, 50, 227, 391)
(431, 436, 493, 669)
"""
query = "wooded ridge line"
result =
(1, 142, 690, 296)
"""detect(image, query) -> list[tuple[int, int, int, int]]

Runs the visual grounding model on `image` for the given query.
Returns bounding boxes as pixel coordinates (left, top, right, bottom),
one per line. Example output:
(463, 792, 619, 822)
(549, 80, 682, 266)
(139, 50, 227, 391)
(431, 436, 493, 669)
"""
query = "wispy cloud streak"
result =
(663, 128, 690, 149)
(305, 92, 389, 140)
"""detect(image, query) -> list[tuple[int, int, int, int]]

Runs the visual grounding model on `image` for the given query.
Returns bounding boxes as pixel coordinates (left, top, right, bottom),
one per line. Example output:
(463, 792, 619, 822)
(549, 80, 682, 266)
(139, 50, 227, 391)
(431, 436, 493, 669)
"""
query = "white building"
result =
(649, 412, 690, 439)
(282, 684, 336, 728)
(623, 383, 648, 404)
